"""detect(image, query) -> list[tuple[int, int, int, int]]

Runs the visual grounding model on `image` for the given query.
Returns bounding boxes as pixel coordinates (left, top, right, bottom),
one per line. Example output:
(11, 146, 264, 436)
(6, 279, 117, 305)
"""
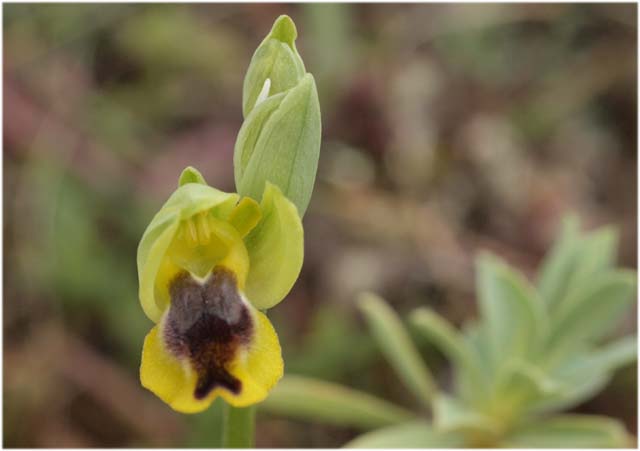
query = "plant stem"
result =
(222, 404, 255, 448)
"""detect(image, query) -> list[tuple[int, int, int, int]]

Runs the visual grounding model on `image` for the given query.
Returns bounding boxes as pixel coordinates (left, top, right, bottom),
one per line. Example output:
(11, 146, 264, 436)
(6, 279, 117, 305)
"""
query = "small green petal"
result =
(243, 182, 303, 310)
(178, 166, 208, 186)
(228, 197, 262, 238)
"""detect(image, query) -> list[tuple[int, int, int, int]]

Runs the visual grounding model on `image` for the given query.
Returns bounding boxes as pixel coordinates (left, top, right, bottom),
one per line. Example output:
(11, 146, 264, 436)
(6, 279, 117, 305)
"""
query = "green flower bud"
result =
(234, 73, 321, 217)
(242, 15, 306, 118)
(235, 15, 322, 217)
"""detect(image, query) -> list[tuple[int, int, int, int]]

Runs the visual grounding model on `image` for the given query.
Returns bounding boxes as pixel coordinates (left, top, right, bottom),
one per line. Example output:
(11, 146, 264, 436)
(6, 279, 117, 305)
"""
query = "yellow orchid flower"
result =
(137, 166, 303, 413)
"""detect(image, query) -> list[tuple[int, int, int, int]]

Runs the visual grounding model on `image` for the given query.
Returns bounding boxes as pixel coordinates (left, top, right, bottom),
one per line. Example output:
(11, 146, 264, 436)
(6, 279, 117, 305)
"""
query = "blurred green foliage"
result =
(264, 218, 636, 447)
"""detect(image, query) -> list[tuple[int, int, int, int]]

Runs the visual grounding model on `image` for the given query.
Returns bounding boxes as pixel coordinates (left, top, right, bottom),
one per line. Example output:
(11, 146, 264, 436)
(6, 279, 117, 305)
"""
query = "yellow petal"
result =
(228, 197, 262, 238)
(140, 323, 209, 413)
(221, 309, 284, 407)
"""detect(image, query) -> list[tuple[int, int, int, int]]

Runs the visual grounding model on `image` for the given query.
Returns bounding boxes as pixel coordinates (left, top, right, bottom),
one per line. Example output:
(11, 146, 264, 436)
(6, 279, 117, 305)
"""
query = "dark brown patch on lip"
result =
(164, 267, 253, 399)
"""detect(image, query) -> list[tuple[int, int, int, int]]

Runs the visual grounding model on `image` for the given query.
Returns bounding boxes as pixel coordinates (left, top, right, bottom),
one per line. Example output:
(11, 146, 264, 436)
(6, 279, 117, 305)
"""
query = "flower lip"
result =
(164, 267, 254, 399)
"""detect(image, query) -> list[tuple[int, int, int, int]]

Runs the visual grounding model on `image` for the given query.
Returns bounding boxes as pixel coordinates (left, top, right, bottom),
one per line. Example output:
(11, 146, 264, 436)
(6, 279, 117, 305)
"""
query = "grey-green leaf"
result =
(476, 253, 545, 367)
(344, 421, 465, 448)
(410, 308, 485, 399)
(242, 15, 305, 117)
(537, 215, 582, 309)
(556, 336, 637, 379)
(503, 415, 632, 448)
(358, 292, 437, 409)
(544, 270, 636, 363)
(261, 375, 415, 430)
(554, 227, 619, 316)
(533, 336, 637, 413)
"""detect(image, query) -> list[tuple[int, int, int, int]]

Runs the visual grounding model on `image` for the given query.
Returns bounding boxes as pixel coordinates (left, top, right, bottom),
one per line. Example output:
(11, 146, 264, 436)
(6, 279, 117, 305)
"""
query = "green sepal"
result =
(161, 182, 240, 222)
(137, 178, 240, 322)
(242, 15, 305, 117)
(236, 73, 321, 217)
(137, 210, 181, 322)
(243, 182, 303, 310)
(178, 166, 208, 186)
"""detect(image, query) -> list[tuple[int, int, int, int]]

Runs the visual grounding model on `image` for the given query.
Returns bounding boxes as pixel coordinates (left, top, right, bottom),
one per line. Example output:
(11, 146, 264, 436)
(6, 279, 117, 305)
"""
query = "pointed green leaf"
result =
(261, 375, 415, 430)
(537, 215, 582, 308)
(178, 166, 207, 186)
(531, 374, 609, 415)
(358, 293, 436, 408)
(462, 321, 494, 383)
(410, 308, 485, 398)
(537, 217, 619, 315)
(345, 421, 465, 448)
(242, 15, 305, 117)
(236, 73, 321, 217)
(243, 183, 303, 310)
(504, 415, 632, 448)
(534, 336, 637, 413)
(570, 226, 618, 283)
(476, 253, 545, 367)
(554, 227, 619, 316)
(554, 232, 621, 321)
(545, 270, 636, 362)
(557, 336, 637, 378)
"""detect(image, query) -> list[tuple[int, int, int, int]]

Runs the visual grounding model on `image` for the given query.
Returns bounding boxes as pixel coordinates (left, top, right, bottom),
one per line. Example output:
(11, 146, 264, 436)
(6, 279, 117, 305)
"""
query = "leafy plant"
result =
(262, 217, 637, 447)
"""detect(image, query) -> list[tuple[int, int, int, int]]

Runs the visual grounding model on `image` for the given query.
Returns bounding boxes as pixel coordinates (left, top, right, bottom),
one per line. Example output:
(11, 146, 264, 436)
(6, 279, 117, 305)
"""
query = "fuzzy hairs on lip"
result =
(163, 267, 254, 399)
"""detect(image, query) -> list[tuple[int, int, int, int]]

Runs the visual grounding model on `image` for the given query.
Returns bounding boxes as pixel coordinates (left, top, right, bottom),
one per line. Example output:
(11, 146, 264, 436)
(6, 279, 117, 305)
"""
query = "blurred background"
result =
(3, 3, 637, 447)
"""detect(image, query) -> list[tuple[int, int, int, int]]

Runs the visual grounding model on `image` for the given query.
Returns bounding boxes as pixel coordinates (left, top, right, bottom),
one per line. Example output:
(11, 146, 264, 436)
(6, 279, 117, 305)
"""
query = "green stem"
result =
(222, 404, 255, 448)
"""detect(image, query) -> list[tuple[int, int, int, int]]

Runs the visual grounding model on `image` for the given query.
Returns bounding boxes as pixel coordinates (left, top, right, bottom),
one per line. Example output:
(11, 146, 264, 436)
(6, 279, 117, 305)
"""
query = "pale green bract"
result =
(234, 15, 321, 217)
(261, 217, 636, 448)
